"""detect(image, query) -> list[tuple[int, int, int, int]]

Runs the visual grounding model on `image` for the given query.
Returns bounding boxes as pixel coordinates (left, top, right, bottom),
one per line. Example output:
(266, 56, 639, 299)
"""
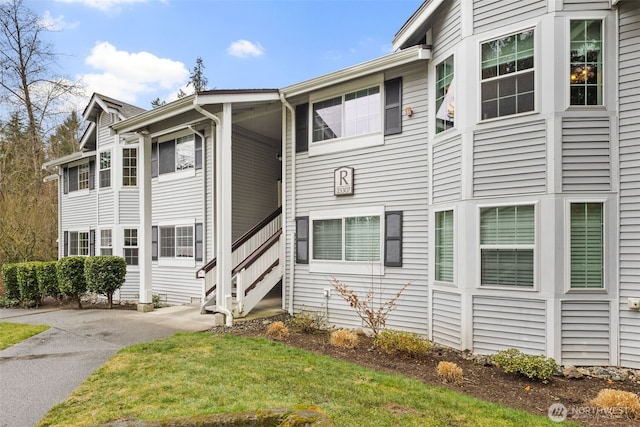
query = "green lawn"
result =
(37, 333, 575, 427)
(0, 322, 49, 350)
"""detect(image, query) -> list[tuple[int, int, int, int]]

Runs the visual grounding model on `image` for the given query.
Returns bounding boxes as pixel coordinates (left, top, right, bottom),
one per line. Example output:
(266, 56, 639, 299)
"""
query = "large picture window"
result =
(480, 205, 534, 287)
(435, 56, 455, 133)
(159, 225, 194, 259)
(481, 29, 535, 120)
(435, 210, 454, 282)
(570, 20, 603, 106)
(570, 202, 603, 288)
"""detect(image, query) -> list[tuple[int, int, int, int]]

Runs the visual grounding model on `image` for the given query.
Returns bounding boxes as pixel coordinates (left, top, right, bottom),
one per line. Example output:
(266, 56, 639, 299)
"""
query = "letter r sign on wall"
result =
(334, 166, 354, 196)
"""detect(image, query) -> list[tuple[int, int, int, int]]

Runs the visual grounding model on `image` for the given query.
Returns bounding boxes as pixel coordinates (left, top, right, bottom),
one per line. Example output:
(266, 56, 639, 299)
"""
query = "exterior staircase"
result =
(196, 207, 283, 318)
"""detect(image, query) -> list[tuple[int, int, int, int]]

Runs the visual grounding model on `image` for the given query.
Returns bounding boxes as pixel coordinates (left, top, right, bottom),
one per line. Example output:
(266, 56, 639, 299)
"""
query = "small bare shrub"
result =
(289, 310, 327, 333)
(437, 361, 463, 384)
(329, 330, 359, 349)
(266, 321, 289, 339)
(589, 389, 640, 419)
(373, 329, 431, 357)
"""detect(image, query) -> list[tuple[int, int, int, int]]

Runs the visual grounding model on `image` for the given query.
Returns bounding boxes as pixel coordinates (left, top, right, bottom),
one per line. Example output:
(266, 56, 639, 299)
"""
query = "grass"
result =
(0, 322, 50, 350)
(38, 333, 575, 427)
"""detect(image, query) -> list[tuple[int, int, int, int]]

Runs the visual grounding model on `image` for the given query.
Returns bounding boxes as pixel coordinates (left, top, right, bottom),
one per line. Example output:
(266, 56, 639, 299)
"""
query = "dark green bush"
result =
(37, 261, 60, 300)
(16, 262, 41, 307)
(1, 263, 20, 300)
(84, 256, 127, 308)
(57, 256, 88, 308)
(489, 348, 558, 382)
(373, 329, 432, 357)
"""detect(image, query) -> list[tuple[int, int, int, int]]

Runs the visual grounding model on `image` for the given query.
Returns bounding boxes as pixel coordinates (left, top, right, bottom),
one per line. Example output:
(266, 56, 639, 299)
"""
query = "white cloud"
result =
(227, 40, 265, 58)
(55, 0, 152, 13)
(80, 41, 189, 104)
(39, 11, 79, 31)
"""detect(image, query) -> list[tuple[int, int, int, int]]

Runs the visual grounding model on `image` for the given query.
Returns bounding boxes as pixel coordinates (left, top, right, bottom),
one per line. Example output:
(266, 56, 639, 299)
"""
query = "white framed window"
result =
(155, 133, 201, 180)
(64, 161, 94, 194)
(78, 163, 90, 190)
(69, 231, 89, 256)
(435, 210, 454, 283)
(569, 19, 603, 106)
(480, 204, 535, 287)
(122, 147, 137, 186)
(435, 56, 455, 133)
(123, 228, 138, 266)
(159, 225, 194, 259)
(481, 29, 535, 120)
(99, 151, 111, 188)
(569, 202, 604, 289)
(100, 229, 113, 255)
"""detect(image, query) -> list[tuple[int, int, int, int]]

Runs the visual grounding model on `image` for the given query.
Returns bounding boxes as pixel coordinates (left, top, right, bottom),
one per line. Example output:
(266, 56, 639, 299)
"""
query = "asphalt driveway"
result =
(0, 305, 217, 427)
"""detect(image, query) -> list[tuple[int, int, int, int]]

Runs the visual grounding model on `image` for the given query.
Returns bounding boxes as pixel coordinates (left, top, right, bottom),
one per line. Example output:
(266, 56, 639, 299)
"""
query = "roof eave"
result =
(42, 150, 96, 170)
(111, 95, 197, 134)
(392, 0, 445, 51)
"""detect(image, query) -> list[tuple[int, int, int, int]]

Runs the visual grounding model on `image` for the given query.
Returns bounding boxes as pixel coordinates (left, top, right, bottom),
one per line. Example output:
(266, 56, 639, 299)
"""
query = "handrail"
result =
(232, 229, 282, 274)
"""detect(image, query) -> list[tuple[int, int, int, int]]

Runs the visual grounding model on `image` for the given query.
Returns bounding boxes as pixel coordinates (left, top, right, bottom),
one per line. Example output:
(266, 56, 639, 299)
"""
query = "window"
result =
(313, 216, 381, 262)
(176, 136, 195, 171)
(159, 225, 194, 259)
(481, 30, 535, 120)
(78, 163, 90, 190)
(123, 228, 138, 266)
(570, 202, 603, 288)
(480, 205, 534, 287)
(122, 148, 137, 186)
(312, 86, 381, 142)
(154, 134, 202, 177)
(435, 56, 455, 133)
(64, 161, 95, 193)
(69, 231, 89, 256)
(435, 210, 454, 282)
(570, 20, 603, 106)
(99, 151, 111, 188)
(100, 229, 113, 255)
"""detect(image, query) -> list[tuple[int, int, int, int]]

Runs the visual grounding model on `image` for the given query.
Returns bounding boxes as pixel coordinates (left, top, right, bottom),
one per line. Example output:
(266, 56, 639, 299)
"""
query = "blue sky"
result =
(29, 0, 424, 110)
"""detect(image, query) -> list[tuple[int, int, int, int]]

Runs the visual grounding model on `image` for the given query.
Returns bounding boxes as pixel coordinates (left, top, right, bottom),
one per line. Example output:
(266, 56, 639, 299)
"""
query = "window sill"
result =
(157, 257, 196, 268)
(478, 109, 538, 125)
(565, 287, 607, 294)
(67, 189, 91, 199)
(309, 260, 384, 276)
(158, 169, 196, 183)
(478, 284, 537, 292)
(308, 132, 383, 157)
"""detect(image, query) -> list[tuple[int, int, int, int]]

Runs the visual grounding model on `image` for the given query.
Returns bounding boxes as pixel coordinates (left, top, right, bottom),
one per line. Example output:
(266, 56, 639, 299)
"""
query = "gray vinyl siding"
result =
(431, 0, 461, 59)
(60, 193, 97, 232)
(151, 267, 201, 305)
(618, 3, 640, 369)
(473, 120, 546, 197)
(432, 290, 462, 349)
(119, 190, 139, 224)
(119, 269, 139, 302)
(232, 126, 281, 240)
(98, 191, 115, 224)
(472, 296, 546, 355)
(562, 117, 610, 192)
(473, 0, 546, 34)
(433, 136, 462, 203)
(98, 112, 115, 149)
(288, 63, 429, 334)
(562, 0, 611, 11)
(561, 300, 610, 366)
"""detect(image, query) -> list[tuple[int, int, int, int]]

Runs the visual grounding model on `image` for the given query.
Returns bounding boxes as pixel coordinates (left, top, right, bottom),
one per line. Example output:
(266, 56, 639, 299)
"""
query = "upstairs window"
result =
(64, 161, 94, 193)
(99, 151, 111, 188)
(435, 56, 455, 133)
(570, 20, 603, 106)
(570, 202, 603, 288)
(481, 29, 535, 120)
(122, 148, 137, 186)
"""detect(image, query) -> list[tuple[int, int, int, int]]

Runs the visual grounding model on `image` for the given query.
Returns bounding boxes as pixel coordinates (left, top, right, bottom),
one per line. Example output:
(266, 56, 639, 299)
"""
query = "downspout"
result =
(188, 125, 207, 266)
(193, 100, 233, 327)
(280, 93, 295, 315)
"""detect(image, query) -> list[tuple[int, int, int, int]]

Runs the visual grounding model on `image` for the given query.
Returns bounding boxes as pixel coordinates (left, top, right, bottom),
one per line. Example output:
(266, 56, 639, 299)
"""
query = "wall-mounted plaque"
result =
(334, 166, 354, 196)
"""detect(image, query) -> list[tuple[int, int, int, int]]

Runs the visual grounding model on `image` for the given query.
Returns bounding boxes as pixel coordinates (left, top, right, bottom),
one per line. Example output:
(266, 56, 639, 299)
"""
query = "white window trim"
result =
(476, 201, 539, 291)
(564, 198, 608, 294)
(98, 149, 112, 189)
(68, 229, 90, 257)
(123, 227, 139, 267)
(122, 146, 138, 188)
(309, 206, 385, 276)
(156, 130, 198, 181)
(308, 74, 385, 157)
(157, 222, 196, 268)
(431, 207, 457, 287)
(564, 14, 608, 111)
(158, 168, 196, 183)
(434, 55, 456, 136)
(65, 159, 91, 198)
(99, 227, 113, 256)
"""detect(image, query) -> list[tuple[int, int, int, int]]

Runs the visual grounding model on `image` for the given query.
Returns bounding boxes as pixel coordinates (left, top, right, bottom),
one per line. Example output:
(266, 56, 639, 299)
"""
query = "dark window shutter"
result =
(68, 166, 78, 192)
(63, 167, 69, 194)
(89, 160, 95, 190)
(295, 103, 309, 153)
(151, 142, 158, 178)
(195, 222, 203, 261)
(159, 140, 175, 174)
(63, 231, 69, 257)
(384, 78, 402, 135)
(296, 216, 309, 264)
(151, 226, 158, 261)
(89, 229, 96, 256)
(384, 211, 403, 267)
(195, 133, 203, 170)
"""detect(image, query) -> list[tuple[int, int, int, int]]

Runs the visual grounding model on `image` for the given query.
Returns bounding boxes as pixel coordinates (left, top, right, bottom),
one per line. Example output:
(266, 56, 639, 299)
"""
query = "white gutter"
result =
(42, 150, 96, 170)
(193, 99, 233, 327)
(279, 93, 296, 315)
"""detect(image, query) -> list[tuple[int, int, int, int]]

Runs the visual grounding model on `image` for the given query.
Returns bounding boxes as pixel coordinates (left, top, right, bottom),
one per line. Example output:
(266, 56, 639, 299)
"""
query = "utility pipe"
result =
(279, 93, 296, 315)
(189, 125, 207, 298)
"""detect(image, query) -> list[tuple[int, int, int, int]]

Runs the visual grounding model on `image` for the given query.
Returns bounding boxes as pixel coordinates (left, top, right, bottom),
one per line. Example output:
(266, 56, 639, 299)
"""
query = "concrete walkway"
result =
(0, 304, 220, 427)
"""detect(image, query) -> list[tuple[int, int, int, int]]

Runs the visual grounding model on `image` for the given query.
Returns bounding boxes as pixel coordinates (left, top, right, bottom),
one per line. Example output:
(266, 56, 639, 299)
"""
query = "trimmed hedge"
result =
(57, 256, 88, 308)
(1, 263, 20, 300)
(16, 262, 42, 307)
(37, 261, 60, 300)
(85, 256, 127, 308)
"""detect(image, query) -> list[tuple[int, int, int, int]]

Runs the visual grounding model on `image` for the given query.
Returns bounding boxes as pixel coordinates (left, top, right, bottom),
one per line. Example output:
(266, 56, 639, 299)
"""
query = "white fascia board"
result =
(43, 174, 59, 182)
(42, 150, 97, 169)
(281, 45, 431, 98)
(79, 122, 96, 150)
(111, 95, 197, 134)
(392, 0, 444, 51)
(194, 91, 280, 105)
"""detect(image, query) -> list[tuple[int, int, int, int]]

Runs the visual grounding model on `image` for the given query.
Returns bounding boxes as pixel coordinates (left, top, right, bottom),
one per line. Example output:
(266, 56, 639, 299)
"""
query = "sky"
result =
(26, 0, 425, 111)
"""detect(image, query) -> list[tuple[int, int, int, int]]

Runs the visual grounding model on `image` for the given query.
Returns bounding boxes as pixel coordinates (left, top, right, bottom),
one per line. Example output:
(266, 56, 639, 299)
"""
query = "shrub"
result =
(289, 310, 327, 333)
(85, 256, 127, 308)
(437, 361, 463, 385)
(16, 262, 42, 307)
(57, 256, 88, 308)
(1, 263, 20, 300)
(36, 261, 60, 300)
(589, 388, 640, 419)
(373, 329, 432, 357)
(490, 348, 558, 382)
(329, 329, 359, 349)
(266, 321, 289, 339)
